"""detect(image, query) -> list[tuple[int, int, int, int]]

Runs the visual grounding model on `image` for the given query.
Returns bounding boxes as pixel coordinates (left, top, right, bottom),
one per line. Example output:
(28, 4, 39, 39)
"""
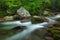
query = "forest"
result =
(0, 0, 60, 40)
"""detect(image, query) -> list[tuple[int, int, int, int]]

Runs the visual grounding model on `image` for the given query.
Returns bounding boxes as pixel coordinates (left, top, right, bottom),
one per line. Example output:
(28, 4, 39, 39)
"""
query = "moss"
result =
(31, 16, 47, 24)
(48, 28, 60, 40)
(43, 13, 52, 17)
(53, 23, 60, 27)
(55, 18, 60, 21)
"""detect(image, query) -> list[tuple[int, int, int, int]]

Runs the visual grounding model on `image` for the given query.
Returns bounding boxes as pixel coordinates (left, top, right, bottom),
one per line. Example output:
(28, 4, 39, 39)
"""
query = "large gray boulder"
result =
(17, 7, 31, 22)
(17, 7, 31, 17)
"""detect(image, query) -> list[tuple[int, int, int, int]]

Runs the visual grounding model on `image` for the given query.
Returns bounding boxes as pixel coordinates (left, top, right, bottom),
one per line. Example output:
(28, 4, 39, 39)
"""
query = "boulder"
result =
(43, 10, 49, 14)
(45, 37, 54, 40)
(4, 16, 14, 21)
(0, 18, 5, 22)
(31, 16, 48, 24)
(17, 7, 31, 17)
(17, 7, 31, 22)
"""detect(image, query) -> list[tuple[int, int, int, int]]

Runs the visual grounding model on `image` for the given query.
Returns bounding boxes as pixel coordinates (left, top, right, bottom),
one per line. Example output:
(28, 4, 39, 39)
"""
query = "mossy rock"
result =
(53, 23, 60, 27)
(0, 29, 16, 40)
(31, 16, 47, 24)
(55, 18, 60, 21)
(48, 28, 60, 40)
(43, 13, 52, 17)
(51, 30, 60, 40)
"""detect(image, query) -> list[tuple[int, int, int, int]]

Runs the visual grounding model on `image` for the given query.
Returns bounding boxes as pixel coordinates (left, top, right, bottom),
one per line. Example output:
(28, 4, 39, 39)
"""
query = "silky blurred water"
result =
(5, 22, 47, 40)
(0, 14, 60, 40)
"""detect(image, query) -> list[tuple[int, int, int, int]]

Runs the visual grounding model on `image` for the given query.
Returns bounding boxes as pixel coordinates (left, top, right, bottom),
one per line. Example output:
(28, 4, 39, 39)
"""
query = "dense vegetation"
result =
(0, 0, 44, 17)
(0, 0, 60, 17)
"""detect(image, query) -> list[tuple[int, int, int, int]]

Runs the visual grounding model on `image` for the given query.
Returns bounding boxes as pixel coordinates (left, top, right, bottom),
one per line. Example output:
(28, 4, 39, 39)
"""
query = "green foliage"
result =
(21, 0, 45, 15)
(0, 0, 45, 17)
(1, 0, 60, 17)
(6, 0, 21, 9)
(0, 0, 8, 17)
(45, 0, 51, 5)
(45, 0, 60, 12)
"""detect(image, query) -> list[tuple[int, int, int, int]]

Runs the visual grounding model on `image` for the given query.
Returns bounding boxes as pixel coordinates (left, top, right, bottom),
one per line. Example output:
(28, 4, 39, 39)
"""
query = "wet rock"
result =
(0, 29, 15, 40)
(4, 16, 14, 21)
(43, 11, 59, 17)
(47, 25, 60, 40)
(31, 16, 48, 24)
(33, 28, 47, 37)
(0, 18, 5, 22)
(14, 15, 20, 20)
(55, 18, 60, 21)
(12, 26, 26, 32)
(53, 23, 60, 27)
(53, 27, 60, 30)
(21, 17, 31, 22)
(47, 24, 53, 28)
(45, 37, 54, 40)
(43, 10, 49, 14)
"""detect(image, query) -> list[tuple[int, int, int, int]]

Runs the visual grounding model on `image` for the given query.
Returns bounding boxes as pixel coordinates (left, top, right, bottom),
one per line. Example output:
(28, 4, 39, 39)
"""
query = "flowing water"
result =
(0, 14, 60, 40)
(0, 21, 31, 30)
(50, 14, 60, 19)
(5, 22, 47, 40)
(0, 21, 48, 40)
